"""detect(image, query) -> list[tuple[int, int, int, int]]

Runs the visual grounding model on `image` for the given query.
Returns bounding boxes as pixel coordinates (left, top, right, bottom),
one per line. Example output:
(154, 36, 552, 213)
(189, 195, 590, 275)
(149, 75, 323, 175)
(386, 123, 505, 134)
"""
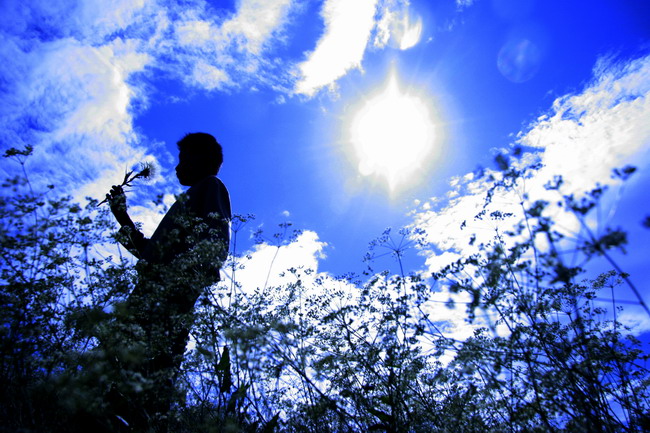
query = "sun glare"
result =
(350, 73, 436, 191)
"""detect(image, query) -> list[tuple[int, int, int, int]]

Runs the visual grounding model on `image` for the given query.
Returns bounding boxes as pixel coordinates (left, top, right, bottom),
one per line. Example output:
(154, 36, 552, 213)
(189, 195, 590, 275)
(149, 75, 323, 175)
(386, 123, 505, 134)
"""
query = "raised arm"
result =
(106, 185, 148, 258)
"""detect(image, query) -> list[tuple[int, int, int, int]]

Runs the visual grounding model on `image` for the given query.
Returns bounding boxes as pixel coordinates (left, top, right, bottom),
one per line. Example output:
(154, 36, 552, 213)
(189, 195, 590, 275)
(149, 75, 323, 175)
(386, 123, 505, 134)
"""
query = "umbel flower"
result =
(98, 162, 156, 206)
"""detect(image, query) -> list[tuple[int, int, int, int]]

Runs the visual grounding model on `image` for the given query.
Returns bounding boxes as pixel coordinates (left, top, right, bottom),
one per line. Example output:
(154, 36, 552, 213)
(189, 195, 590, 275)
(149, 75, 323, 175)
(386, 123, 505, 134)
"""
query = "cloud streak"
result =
(0, 0, 300, 202)
(295, 0, 379, 96)
(295, 0, 425, 96)
(166, 0, 296, 90)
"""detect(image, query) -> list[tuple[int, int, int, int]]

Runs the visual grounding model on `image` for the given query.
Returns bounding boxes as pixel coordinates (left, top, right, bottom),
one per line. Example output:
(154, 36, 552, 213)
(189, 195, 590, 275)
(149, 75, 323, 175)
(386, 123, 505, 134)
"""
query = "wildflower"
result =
(98, 162, 156, 205)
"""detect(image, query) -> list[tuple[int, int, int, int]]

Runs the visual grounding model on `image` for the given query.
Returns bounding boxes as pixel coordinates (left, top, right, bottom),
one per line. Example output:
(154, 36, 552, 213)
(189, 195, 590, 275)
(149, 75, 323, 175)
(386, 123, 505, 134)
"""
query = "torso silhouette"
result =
(110, 175, 231, 429)
(120, 175, 231, 270)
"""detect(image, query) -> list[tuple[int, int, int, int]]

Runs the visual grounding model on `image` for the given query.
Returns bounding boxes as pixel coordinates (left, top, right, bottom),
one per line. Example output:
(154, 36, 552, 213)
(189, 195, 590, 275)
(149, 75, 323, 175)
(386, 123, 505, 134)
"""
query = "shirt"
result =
(119, 176, 231, 280)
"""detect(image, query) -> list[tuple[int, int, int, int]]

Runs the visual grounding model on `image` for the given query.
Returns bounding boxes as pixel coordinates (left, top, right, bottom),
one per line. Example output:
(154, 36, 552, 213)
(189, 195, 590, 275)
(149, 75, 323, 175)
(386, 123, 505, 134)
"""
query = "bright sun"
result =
(350, 73, 436, 190)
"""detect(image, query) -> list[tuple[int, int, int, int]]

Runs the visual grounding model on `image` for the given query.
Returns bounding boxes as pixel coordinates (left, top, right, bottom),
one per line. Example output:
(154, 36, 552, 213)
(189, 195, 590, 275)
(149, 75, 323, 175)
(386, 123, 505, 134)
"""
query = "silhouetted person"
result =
(106, 132, 231, 431)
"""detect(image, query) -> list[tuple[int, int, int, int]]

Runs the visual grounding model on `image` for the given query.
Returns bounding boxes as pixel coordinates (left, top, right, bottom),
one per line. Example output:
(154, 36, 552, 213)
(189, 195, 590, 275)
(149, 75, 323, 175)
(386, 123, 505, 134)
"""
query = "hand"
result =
(106, 185, 127, 219)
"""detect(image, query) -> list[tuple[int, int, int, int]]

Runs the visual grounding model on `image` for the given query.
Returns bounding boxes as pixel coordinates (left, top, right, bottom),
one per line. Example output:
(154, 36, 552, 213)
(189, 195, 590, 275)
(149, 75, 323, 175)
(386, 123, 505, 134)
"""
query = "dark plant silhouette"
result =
(1, 144, 648, 433)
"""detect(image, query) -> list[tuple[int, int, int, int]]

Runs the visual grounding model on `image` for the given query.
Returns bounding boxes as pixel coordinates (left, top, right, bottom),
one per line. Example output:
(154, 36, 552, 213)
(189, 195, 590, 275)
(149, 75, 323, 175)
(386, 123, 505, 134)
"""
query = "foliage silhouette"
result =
(1, 145, 649, 432)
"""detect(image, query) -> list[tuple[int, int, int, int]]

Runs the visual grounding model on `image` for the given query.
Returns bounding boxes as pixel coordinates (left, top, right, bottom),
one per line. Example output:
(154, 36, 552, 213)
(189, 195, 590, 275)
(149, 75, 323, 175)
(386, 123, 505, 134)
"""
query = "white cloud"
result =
(521, 55, 650, 195)
(227, 230, 326, 293)
(294, 0, 426, 96)
(410, 54, 650, 334)
(374, 2, 422, 50)
(191, 61, 230, 90)
(0, 1, 164, 205)
(0, 0, 300, 204)
(77, 0, 150, 40)
(419, 289, 486, 344)
(295, 0, 379, 96)
(175, 20, 214, 47)
(413, 54, 650, 272)
(220, 0, 294, 55)
(157, 0, 297, 91)
(41, 40, 148, 140)
(455, 0, 475, 8)
(0, 35, 154, 201)
(618, 308, 650, 335)
(397, 15, 422, 50)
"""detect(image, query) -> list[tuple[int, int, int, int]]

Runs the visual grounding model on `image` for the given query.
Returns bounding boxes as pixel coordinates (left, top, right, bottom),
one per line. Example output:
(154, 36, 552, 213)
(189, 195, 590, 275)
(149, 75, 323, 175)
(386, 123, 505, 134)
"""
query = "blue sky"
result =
(2, 0, 650, 335)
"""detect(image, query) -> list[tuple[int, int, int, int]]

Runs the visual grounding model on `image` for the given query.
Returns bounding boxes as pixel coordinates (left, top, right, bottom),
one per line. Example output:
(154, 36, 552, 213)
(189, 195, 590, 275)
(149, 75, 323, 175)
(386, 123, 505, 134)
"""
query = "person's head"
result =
(175, 132, 223, 186)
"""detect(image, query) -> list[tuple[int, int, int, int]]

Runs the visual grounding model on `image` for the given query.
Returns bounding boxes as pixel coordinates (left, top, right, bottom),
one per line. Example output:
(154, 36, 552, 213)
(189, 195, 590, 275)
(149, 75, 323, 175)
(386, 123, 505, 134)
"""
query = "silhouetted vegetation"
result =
(1, 146, 649, 432)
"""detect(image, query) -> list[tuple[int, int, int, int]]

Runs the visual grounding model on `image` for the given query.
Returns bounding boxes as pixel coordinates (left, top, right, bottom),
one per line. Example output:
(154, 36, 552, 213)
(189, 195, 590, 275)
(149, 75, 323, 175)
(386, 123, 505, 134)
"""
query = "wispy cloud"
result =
(455, 0, 474, 8)
(413, 54, 650, 268)
(0, 0, 159, 202)
(166, 0, 296, 90)
(220, 0, 294, 56)
(521, 55, 650, 193)
(0, 0, 299, 201)
(0, 35, 151, 199)
(295, 0, 425, 96)
(295, 0, 380, 96)
(373, 1, 422, 50)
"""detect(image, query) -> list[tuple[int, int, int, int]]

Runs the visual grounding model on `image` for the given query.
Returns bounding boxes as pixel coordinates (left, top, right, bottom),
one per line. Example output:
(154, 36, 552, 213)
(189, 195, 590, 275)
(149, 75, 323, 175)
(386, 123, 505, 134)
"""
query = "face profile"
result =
(175, 149, 208, 186)
(175, 132, 223, 187)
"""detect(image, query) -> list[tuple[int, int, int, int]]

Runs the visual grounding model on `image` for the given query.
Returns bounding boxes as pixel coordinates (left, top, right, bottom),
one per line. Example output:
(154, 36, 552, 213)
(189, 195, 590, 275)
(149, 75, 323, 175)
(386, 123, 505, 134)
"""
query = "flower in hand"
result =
(98, 162, 155, 206)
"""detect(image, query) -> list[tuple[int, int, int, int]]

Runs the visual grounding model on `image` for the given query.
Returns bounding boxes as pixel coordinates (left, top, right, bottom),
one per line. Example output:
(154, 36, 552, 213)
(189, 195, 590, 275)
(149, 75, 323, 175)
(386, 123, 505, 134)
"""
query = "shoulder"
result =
(208, 176, 229, 193)
(190, 176, 228, 197)
(188, 176, 231, 218)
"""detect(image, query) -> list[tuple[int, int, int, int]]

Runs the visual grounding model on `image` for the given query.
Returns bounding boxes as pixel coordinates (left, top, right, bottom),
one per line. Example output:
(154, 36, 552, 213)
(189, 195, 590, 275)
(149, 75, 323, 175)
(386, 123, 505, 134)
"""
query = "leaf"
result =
(368, 407, 393, 424)
(612, 165, 636, 181)
(196, 345, 214, 360)
(643, 216, 650, 229)
(495, 153, 509, 171)
(261, 413, 280, 433)
(217, 346, 233, 393)
(226, 384, 248, 414)
(3, 145, 33, 158)
(122, 169, 133, 185)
